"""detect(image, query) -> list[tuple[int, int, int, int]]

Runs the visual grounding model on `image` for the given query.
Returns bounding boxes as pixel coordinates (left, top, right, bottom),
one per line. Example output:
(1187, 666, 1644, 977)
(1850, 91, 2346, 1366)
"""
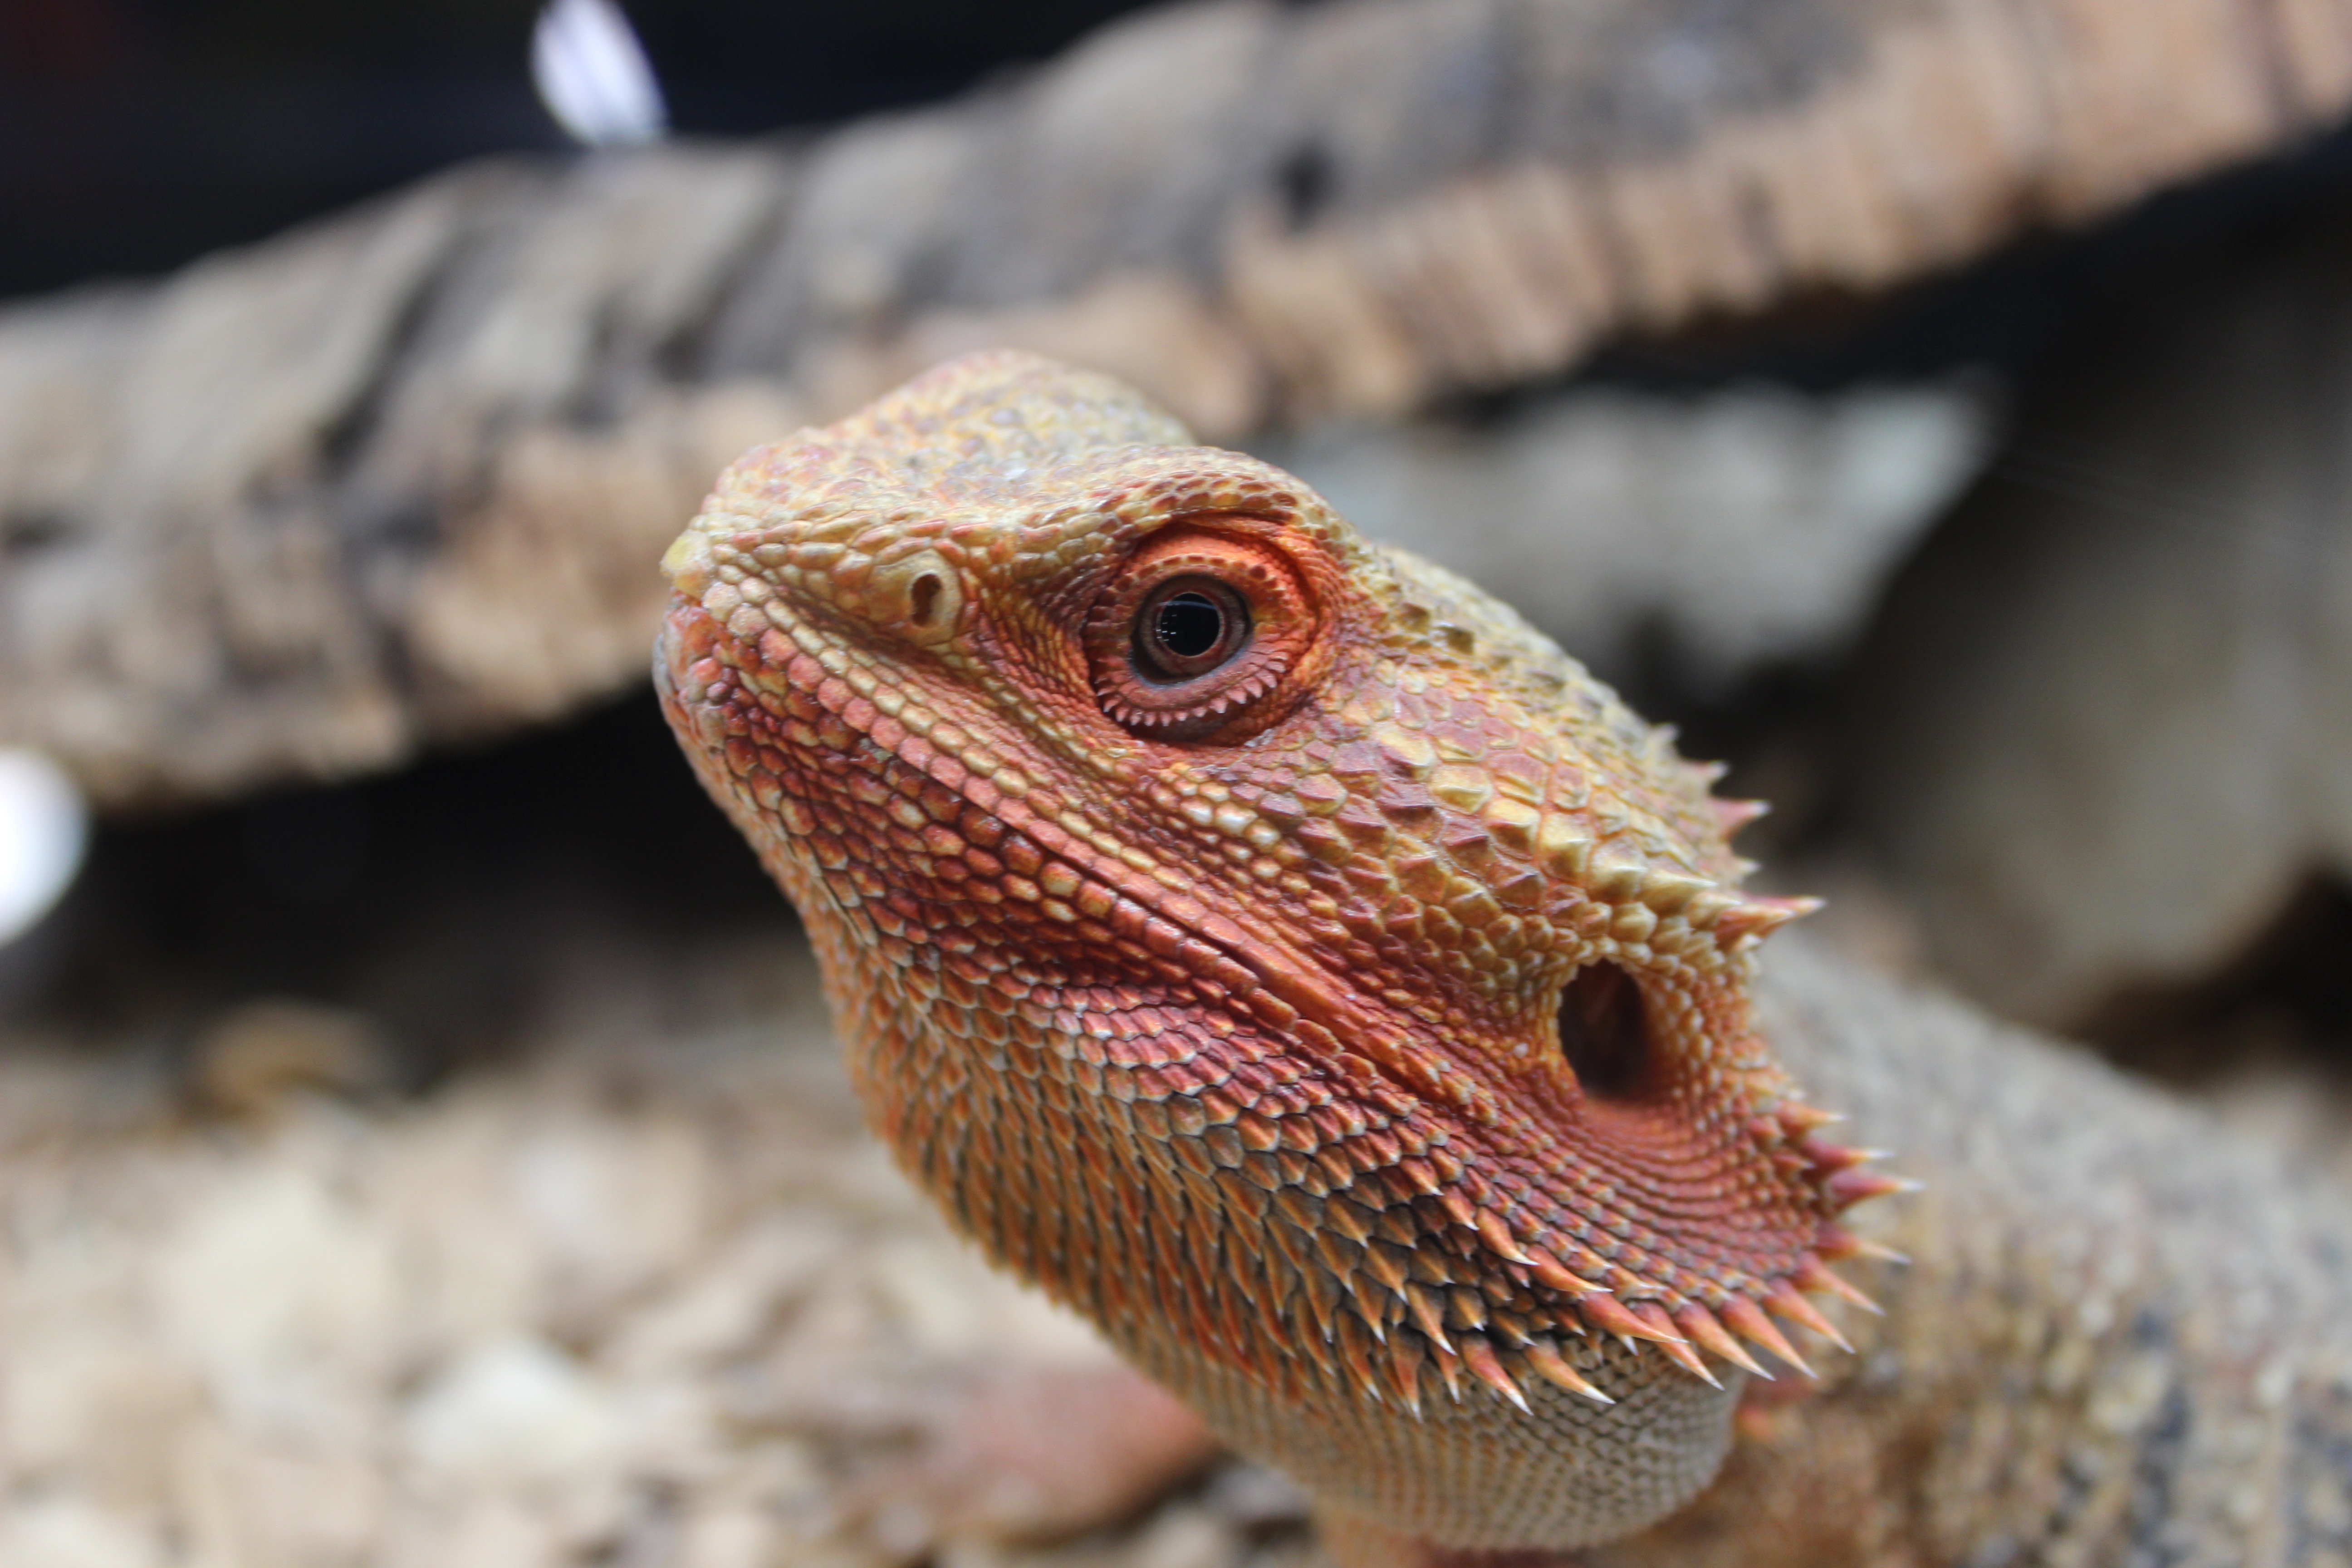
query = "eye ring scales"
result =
(1084, 521, 1328, 745)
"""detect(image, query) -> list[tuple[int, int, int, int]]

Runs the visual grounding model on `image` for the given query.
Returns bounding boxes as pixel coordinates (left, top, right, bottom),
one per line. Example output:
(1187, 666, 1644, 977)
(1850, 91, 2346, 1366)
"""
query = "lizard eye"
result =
(1086, 524, 1318, 743)
(1134, 578, 1250, 680)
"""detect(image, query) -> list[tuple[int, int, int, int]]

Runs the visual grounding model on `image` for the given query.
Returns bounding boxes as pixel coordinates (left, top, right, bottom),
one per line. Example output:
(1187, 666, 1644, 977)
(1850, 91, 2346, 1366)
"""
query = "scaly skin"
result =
(655, 353, 2352, 1563)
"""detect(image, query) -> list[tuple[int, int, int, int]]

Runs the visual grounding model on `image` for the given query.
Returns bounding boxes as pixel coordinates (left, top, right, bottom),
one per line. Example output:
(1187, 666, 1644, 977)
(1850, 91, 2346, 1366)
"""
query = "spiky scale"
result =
(1814, 1221, 1910, 1266)
(1828, 1170, 1918, 1209)
(1720, 1294, 1815, 1378)
(1676, 1301, 1769, 1379)
(1713, 895, 1824, 944)
(1638, 1301, 1723, 1388)
(1475, 1207, 1538, 1264)
(1529, 1248, 1606, 1297)
(1803, 1137, 1891, 1175)
(1778, 1103, 1846, 1138)
(1768, 1282, 1853, 1352)
(1432, 1342, 1467, 1402)
(1363, 1241, 1412, 1295)
(1797, 1254, 1885, 1316)
(1711, 797, 1770, 834)
(1387, 1332, 1426, 1414)
(1524, 1338, 1614, 1406)
(1462, 1334, 1533, 1412)
(1300, 1256, 1347, 1340)
(1407, 1282, 1455, 1350)
(1582, 1292, 1686, 1346)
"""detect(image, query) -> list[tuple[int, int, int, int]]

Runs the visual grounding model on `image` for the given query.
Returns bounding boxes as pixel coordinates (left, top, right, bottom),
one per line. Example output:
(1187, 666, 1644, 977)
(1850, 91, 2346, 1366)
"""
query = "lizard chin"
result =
(654, 350, 1904, 1554)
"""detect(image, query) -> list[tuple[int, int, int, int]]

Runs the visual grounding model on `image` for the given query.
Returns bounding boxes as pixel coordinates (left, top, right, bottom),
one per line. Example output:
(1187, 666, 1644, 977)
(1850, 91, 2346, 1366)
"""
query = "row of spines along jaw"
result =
(1270, 1098, 1910, 1415)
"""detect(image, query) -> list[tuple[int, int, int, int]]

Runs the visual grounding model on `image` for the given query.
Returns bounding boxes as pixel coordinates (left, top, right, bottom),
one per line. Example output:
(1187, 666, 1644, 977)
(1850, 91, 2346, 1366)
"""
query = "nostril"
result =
(872, 550, 959, 644)
(909, 572, 944, 628)
(1557, 961, 1654, 1103)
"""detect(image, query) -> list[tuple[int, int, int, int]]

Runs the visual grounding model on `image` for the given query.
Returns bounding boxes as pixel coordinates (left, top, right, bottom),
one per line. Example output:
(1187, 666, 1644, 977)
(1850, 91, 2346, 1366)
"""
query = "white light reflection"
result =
(0, 750, 87, 949)
(532, 0, 668, 148)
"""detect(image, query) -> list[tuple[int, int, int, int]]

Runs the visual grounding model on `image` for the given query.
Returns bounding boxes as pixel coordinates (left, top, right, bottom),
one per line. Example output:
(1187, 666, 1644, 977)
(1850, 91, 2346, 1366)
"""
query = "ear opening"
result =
(1557, 961, 1658, 1105)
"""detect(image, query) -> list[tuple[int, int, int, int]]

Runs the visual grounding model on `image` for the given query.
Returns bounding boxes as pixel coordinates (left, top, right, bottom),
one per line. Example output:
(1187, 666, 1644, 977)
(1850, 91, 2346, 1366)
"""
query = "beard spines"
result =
(1214, 1132, 1897, 1413)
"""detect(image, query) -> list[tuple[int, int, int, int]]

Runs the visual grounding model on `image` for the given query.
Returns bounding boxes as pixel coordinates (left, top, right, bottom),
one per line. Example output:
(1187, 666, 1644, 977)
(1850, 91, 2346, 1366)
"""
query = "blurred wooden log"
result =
(7, 0, 2352, 808)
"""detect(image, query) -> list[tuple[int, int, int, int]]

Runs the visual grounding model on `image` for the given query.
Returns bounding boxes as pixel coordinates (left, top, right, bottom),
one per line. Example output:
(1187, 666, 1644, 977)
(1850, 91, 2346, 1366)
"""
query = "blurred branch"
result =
(5, 0, 2350, 808)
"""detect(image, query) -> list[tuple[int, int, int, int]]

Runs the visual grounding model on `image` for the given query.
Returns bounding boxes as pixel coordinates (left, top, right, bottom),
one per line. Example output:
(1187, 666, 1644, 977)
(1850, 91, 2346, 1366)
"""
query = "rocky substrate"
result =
(0, 931, 1306, 1568)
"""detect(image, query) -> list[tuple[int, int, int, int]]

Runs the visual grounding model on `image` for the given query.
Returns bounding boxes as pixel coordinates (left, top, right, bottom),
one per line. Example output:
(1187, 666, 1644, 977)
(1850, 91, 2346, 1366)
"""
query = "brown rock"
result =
(1845, 217, 2352, 1027)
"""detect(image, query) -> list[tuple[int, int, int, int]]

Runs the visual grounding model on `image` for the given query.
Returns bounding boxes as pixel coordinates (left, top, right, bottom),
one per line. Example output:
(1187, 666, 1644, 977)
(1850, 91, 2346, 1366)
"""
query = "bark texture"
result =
(7, 0, 2352, 808)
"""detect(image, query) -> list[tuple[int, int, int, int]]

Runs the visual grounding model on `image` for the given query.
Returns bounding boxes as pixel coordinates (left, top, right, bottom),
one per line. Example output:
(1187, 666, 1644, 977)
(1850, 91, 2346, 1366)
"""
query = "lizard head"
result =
(656, 351, 1896, 1541)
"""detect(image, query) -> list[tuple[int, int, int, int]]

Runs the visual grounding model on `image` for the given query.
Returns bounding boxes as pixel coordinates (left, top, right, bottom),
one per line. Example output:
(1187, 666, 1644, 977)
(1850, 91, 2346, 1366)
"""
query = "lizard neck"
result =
(814, 916, 1742, 1550)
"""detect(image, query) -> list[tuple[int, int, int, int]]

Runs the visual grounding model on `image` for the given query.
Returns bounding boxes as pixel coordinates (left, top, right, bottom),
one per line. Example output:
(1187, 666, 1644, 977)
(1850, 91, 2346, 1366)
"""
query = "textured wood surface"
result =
(7, 0, 2352, 808)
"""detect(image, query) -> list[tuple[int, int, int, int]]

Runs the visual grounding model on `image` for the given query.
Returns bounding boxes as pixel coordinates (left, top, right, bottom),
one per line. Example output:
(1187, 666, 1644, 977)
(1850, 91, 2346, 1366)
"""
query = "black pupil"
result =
(1154, 593, 1226, 659)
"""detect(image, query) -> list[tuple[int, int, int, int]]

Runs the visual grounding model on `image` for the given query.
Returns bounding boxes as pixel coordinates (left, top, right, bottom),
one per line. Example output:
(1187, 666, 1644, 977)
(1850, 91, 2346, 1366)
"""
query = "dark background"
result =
(0, 0, 1166, 299)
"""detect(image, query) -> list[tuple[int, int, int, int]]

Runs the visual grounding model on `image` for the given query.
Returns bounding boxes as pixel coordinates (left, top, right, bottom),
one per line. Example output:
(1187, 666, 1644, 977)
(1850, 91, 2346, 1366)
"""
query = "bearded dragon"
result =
(657, 352, 2352, 1565)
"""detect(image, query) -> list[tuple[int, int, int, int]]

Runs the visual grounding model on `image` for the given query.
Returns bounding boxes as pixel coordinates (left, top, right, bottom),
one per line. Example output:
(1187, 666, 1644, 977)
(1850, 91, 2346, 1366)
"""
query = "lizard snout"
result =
(660, 511, 970, 658)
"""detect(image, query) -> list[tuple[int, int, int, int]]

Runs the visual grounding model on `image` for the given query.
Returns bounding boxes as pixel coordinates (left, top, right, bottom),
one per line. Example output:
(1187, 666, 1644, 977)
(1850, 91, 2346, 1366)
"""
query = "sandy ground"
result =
(0, 928, 1312, 1568)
